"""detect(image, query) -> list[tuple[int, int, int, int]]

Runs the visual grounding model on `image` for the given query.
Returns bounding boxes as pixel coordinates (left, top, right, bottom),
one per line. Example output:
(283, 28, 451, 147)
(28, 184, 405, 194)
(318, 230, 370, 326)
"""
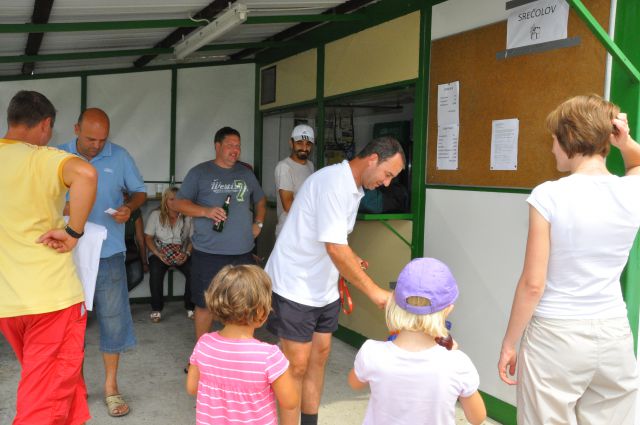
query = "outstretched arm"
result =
(326, 243, 390, 309)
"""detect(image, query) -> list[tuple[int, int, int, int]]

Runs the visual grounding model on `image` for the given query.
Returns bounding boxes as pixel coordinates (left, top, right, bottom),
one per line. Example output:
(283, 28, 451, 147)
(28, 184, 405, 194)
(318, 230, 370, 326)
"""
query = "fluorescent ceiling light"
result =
(174, 3, 248, 60)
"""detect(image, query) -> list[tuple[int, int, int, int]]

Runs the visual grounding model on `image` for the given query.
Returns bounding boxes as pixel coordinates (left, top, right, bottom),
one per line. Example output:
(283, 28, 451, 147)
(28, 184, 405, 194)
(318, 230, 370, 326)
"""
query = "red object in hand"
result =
(435, 320, 453, 350)
(339, 277, 353, 315)
(435, 334, 453, 350)
(338, 259, 367, 315)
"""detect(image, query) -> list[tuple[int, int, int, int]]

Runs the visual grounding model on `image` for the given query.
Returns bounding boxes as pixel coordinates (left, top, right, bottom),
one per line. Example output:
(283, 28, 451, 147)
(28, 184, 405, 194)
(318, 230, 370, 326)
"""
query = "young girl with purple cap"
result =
(347, 257, 486, 425)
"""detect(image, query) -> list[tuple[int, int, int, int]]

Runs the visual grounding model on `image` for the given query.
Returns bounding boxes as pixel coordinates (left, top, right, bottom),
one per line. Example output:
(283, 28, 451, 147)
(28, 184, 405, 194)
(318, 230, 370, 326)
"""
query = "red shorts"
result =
(0, 303, 90, 425)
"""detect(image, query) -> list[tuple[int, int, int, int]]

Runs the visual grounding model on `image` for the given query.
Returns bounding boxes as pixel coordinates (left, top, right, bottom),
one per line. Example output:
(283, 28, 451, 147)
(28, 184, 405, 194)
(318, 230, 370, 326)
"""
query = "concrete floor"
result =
(1, 301, 499, 424)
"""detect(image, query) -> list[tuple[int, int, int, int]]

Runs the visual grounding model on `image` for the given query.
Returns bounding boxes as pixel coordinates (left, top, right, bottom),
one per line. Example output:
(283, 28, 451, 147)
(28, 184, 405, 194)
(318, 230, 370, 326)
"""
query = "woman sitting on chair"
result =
(145, 186, 195, 322)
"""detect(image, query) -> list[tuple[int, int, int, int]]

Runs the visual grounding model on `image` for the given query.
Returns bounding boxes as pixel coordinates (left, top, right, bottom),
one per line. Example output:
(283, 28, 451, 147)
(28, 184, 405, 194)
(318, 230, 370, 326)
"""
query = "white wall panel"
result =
(175, 64, 255, 181)
(87, 70, 172, 182)
(425, 188, 529, 405)
(0, 78, 81, 146)
(432, 0, 509, 40)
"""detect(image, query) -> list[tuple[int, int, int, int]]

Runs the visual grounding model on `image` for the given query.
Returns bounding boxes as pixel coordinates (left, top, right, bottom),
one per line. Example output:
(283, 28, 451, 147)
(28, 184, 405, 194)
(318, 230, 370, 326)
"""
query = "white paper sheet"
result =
(437, 124, 459, 170)
(490, 119, 519, 171)
(507, 0, 569, 50)
(68, 221, 107, 311)
(437, 81, 460, 126)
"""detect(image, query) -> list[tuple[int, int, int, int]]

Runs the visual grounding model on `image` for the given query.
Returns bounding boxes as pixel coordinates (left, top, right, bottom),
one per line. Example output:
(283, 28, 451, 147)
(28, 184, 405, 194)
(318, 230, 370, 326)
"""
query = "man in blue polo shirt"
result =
(59, 108, 146, 418)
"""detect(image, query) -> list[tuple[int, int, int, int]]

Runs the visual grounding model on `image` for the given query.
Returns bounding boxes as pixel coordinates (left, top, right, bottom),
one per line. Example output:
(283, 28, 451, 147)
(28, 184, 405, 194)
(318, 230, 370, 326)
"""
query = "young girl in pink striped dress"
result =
(186, 264, 297, 424)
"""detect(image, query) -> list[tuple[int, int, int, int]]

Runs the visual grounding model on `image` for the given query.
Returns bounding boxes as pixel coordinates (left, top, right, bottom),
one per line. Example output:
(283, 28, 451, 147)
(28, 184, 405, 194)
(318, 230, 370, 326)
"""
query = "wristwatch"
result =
(254, 221, 263, 229)
(64, 224, 84, 239)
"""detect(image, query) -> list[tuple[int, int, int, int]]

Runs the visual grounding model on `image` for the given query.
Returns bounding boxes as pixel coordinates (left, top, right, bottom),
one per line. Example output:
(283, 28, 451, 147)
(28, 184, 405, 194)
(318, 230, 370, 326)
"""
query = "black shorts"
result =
(266, 292, 340, 343)
(190, 250, 255, 308)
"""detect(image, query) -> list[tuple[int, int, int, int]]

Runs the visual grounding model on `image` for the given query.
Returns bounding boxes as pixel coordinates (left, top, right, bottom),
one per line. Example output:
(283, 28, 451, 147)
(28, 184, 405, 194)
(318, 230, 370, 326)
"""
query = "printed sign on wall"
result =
(506, 0, 570, 50)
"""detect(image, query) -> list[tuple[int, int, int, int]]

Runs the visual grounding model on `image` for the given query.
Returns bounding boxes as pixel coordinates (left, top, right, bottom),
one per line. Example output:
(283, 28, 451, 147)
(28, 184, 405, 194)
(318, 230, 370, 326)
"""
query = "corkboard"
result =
(427, 0, 609, 188)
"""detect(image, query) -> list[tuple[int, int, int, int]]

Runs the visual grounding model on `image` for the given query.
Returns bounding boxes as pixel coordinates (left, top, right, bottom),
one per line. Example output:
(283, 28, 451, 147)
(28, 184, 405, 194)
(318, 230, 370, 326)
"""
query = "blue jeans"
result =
(94, 253, 137, 353)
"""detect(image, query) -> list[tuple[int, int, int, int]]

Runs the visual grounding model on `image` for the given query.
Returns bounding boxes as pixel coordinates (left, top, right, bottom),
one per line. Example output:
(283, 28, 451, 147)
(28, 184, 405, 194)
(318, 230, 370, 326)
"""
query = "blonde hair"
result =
(204, 264, 272, 326)
(159, 186, 179, 227)
(546, 94, 619, 159)
(385, 295, 448, 338)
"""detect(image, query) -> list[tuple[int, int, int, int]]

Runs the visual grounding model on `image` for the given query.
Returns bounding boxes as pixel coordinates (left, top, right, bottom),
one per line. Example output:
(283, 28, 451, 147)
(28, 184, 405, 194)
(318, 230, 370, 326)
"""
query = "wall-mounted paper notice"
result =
(437, 81, 459, 126)
(437, 124, 459, 170)
(490, 119, 519, 170)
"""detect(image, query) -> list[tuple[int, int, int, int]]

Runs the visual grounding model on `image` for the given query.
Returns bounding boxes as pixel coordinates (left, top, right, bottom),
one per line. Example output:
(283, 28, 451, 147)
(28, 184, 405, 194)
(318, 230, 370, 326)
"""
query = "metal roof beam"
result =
(21, 0, 54, 75)
(0, 14, 363, 33)
(0, 42, 299, 64)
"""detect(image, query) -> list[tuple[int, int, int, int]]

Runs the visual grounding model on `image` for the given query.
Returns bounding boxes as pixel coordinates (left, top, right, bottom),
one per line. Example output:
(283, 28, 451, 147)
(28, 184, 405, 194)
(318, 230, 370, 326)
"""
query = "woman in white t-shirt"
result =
(498, 95, 640, 424)
(145, 187, 194, 322)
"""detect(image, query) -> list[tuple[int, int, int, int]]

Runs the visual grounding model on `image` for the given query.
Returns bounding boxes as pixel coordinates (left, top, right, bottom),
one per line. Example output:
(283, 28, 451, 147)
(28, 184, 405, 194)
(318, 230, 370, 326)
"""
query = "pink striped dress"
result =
(190, 332, 289, 425)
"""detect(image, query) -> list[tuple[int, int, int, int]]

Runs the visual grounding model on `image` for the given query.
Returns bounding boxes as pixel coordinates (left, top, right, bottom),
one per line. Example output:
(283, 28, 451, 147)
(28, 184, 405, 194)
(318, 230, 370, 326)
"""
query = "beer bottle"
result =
(213, 194, 231, 232)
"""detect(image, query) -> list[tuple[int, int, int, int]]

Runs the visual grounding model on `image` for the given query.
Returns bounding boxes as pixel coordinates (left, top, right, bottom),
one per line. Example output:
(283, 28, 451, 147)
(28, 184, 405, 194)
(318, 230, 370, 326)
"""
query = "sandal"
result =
(150, 311, 161, 323)
(105, 394, 130, 417)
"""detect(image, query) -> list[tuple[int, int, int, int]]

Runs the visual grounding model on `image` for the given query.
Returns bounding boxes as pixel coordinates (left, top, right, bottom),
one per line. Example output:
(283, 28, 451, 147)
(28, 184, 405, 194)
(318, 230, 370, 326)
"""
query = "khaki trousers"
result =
(517, 316, 638, 425)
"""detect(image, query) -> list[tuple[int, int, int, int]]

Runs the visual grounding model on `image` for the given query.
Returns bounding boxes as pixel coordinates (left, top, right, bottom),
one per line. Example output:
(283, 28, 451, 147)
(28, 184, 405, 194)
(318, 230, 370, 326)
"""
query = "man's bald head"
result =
(77, 108, 110, 129)
(74, 108, 110, 161)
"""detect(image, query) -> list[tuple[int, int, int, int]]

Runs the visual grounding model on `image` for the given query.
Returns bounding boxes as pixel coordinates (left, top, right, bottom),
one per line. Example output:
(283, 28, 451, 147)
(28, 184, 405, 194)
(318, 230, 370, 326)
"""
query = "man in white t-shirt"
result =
(265, 137, 405, 425)
(274, 124, 315, 237)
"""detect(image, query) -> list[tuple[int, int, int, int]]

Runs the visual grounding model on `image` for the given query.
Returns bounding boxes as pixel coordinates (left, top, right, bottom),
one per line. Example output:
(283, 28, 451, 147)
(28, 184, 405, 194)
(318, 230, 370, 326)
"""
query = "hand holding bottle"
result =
(213, 195, 231, 232)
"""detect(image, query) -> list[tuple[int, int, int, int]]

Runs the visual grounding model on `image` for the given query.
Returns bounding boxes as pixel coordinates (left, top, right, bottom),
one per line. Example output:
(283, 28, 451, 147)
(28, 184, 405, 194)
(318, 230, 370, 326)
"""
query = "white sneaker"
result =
(187, 310, 194, 320)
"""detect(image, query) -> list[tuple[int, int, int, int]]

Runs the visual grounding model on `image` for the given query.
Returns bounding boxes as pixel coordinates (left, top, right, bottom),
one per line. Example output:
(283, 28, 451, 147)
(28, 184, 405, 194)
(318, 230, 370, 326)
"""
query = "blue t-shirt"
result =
(58, 140, 146, 258)
(177, 161, 264, 255)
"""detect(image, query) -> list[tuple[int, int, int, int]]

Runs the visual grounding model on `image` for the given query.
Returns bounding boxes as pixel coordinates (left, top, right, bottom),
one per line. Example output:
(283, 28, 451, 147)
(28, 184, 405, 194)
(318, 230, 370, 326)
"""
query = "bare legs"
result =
(279, 332, 332, 425)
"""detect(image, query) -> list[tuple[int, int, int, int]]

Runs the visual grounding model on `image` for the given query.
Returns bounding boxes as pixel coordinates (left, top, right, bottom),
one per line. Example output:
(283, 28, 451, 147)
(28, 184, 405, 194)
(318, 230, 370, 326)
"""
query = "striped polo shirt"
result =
(190, 332, 289, 424)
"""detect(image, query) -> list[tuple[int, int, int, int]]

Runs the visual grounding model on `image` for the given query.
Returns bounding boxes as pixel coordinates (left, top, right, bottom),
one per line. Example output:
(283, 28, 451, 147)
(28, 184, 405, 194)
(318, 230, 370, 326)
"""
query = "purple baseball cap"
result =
(394, 258, 459, 315)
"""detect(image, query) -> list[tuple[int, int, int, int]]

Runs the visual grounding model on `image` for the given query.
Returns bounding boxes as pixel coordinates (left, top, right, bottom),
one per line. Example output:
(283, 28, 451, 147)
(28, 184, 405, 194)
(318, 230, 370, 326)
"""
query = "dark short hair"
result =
(356, 136, 406, 166)
(214, 126, 241, 144)
(7, 90, 56, 128)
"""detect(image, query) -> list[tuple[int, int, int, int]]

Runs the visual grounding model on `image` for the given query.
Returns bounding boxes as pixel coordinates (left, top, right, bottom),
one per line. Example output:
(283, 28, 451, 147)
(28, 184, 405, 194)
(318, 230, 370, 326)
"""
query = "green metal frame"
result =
(254, 63, 264, 182)
(0, 14, 365, 33)
(426, 184, 532, 195)
(260, 99, 318, 117)
(410, 2, 431, 261)
(316, 46, 326, 169)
